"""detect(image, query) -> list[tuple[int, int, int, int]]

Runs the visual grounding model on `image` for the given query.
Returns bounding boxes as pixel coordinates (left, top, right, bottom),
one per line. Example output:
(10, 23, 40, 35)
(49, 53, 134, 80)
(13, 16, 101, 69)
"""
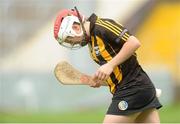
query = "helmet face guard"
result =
(54, 7, 89, 50)
(57, 35, 84, 50)
(57, 40, 82, 50)
(58, 16, 83, 42)
(74, 7, 89, 47)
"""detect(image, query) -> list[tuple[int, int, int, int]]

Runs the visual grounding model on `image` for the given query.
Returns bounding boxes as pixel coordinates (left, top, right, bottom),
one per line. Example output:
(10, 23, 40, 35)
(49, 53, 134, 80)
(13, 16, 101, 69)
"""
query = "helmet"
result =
(54, 9, 85, 49)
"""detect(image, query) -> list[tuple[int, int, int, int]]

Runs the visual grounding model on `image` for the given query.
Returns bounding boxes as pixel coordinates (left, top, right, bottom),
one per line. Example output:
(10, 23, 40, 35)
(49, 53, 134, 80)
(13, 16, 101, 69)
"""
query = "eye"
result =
(72, 25, 77, 30)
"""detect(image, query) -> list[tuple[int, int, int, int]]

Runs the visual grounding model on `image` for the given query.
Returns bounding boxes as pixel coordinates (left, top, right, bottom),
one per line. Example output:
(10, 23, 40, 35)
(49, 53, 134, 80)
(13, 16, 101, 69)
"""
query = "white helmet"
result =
(54, 9, 86, 49)
(58, 15, 83, 42)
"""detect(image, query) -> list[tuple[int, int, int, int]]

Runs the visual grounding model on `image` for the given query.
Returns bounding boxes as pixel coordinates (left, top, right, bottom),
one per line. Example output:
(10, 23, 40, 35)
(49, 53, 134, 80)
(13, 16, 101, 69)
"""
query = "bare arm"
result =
(93, 36, 141, 84)
(108, 35, 141, 68)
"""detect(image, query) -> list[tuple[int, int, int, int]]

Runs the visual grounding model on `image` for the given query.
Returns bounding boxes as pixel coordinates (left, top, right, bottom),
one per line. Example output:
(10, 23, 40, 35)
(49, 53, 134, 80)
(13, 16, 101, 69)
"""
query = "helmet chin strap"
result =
(80, 40, 88, 46)
(74, 6, 89, 47)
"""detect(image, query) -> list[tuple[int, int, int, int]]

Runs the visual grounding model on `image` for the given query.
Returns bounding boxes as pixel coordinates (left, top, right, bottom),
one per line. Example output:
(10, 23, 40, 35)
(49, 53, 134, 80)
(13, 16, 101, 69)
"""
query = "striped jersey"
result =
(87, 14, 141, 94)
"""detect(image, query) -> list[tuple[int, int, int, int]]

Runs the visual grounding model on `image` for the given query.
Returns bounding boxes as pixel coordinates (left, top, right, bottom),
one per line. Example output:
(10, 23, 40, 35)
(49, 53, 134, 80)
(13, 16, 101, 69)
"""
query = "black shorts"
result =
(106, 87, 162, 115)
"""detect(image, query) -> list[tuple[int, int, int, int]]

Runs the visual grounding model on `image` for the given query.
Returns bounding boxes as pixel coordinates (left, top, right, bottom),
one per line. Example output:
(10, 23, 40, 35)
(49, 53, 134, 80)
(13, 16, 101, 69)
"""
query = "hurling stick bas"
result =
(54, 61, 161, 97)
(54, 61, 107, 86)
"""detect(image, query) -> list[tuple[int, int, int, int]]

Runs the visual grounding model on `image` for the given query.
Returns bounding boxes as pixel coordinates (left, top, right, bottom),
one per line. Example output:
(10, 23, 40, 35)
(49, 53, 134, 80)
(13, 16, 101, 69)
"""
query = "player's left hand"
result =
(93, 63, 114, 81)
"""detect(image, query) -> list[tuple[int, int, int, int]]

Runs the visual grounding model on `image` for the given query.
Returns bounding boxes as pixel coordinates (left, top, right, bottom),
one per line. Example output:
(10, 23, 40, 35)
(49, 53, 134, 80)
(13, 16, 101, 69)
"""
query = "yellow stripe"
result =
(98, 19, 121, 35)
(125, 32, 130, 37)
(122, 32, 130, 40)
(104, 20, 130, 41)
(96, 36, 113, 62)
(104, 20, 130, 40)
(96, 36, 122, 93)
(105, 21, 130, 38)
(89, 36, 119, 94)
(107, 78, 116, 94)
(113, 66, 122, 82)
(123, 35, 128, 41)
(96, 21, 127, 41)
(96, 22, 119, 35)
(104, 21, 123, 32)
(96, 36, 115, 92)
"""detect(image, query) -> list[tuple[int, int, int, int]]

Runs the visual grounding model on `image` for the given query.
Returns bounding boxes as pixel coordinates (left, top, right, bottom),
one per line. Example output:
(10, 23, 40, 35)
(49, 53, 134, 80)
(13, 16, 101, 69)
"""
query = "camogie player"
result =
(53, 7, 162, 123)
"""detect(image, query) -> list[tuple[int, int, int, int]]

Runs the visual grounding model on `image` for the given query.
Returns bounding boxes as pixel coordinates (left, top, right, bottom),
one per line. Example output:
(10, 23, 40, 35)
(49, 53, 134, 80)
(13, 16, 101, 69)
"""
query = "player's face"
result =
(64, 23, 84, 45)
(65, 36, 83, 45)
(72, 23, 82, 35)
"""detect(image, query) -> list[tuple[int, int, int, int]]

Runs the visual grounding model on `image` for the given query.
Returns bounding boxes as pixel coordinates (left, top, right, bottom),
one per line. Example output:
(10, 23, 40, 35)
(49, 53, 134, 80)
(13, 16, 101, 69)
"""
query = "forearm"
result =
(109, 36, 141, 68)
(91, 36, 141, 86)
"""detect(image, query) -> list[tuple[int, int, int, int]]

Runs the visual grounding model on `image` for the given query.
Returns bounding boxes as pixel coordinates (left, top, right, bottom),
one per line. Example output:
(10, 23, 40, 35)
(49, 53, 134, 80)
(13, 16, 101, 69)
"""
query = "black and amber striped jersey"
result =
(87, 14, 141, 94)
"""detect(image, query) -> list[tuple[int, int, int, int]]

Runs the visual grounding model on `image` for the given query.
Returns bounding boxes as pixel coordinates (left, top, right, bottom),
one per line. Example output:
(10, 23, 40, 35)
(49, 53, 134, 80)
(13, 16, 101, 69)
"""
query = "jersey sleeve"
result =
(103, 19, 132, 47)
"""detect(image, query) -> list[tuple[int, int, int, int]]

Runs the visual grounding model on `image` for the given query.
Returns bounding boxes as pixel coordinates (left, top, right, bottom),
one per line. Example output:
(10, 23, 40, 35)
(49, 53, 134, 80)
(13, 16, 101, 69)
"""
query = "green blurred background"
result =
(0, 0, 180, 123)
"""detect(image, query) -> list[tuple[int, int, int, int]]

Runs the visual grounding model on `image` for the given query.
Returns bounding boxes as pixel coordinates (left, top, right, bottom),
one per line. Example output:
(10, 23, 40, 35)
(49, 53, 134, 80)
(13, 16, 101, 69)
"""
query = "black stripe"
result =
(93, 33, 119, 86)
(102, 37, 120, 85)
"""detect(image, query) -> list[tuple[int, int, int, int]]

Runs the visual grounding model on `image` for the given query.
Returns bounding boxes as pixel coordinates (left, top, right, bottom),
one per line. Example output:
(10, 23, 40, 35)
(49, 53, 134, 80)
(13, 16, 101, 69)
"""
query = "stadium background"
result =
(0, 0, 180, 123)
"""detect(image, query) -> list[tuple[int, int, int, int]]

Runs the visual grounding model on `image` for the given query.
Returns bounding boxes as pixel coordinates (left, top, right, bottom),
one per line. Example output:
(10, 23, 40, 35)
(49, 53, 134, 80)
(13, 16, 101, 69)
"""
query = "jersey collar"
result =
(88, 13, 98, 34)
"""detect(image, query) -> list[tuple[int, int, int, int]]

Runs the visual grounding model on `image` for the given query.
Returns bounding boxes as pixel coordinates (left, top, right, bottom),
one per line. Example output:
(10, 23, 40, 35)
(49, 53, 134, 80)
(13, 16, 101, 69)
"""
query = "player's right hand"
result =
(89, 77, 102, 88)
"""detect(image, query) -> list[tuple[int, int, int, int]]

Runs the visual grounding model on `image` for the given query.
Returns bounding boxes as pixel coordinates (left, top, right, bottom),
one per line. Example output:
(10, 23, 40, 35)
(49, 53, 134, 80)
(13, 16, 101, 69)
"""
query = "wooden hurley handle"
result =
(80, 75, 107, 86)
(54, 61, 107, 86)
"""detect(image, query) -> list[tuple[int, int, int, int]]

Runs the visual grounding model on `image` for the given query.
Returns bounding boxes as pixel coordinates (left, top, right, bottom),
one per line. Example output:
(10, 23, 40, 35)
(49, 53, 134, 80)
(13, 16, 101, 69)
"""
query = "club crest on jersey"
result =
(118, 100, 128, 111)
(94, 46, 100, 56)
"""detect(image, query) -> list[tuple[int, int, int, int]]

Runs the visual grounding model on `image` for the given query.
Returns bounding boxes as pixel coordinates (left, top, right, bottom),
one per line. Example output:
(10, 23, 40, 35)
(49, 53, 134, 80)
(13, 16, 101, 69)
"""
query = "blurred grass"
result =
(160, 103, 180, 123)
(1, 104, 180, 123)
(0, 108, 106, 123)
